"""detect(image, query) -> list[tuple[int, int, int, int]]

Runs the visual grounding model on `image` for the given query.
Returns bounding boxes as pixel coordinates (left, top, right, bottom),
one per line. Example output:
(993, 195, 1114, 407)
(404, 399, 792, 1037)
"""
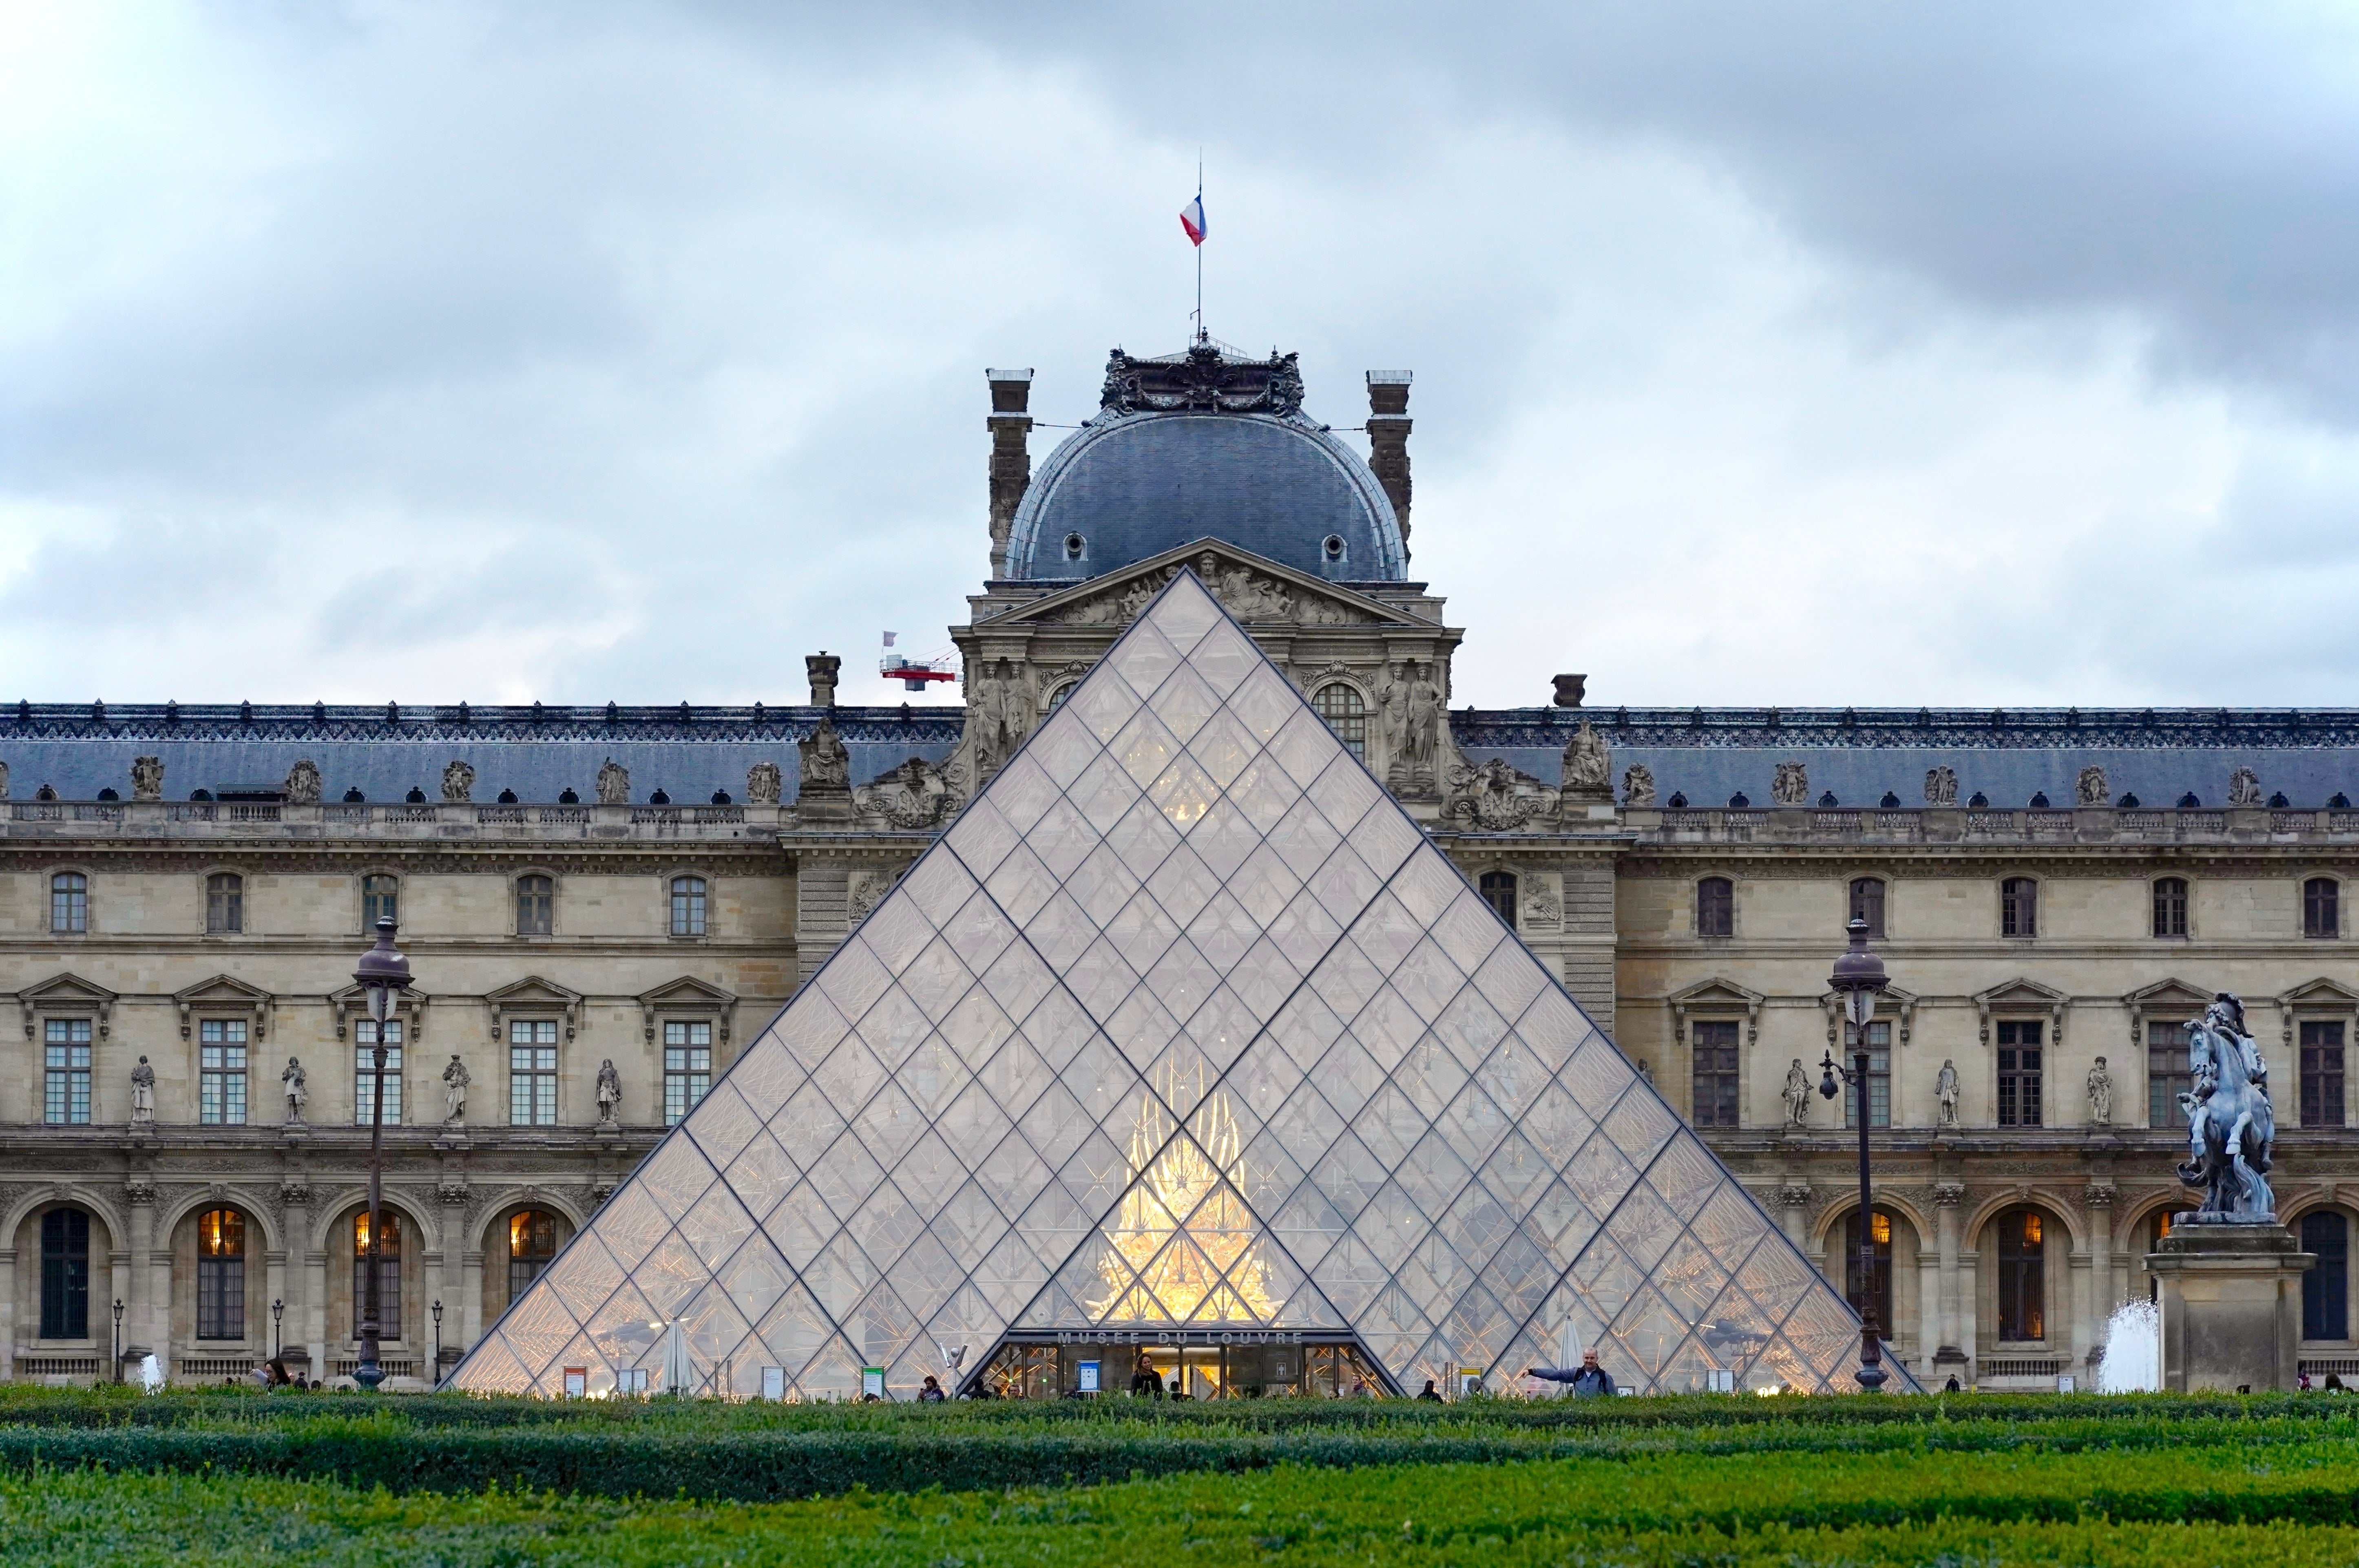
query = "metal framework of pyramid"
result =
(450, 570, 1906, 1399)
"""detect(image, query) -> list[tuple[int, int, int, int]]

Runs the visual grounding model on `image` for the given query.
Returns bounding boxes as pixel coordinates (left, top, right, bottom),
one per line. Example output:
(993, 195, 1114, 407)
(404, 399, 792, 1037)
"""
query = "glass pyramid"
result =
(450, 570, 1908, 1398)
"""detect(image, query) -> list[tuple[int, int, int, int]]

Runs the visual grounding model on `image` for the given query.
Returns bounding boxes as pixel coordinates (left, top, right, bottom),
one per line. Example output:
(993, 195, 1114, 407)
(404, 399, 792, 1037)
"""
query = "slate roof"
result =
(1453, 707, 2359, 809)
(0, 704, 964, 806)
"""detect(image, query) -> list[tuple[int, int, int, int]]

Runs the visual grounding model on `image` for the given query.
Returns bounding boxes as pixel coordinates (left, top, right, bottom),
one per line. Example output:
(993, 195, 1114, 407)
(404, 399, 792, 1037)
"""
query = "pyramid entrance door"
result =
(450, 567, 1908, 1400)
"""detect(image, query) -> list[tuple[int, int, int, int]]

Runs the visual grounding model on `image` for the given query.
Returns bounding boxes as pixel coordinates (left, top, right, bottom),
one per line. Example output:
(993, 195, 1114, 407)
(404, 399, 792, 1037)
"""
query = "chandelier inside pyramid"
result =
(450, 570, 1903, 1400)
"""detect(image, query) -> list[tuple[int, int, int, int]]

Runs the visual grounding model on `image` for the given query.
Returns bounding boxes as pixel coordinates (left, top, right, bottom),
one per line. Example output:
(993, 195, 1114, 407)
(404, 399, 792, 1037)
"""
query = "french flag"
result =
(1179, 193, 1206, 247)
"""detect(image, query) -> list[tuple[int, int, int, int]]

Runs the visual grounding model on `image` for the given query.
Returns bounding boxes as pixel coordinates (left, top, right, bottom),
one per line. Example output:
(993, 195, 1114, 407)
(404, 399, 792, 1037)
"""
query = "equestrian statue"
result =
(2175, 992, 2276, 1221)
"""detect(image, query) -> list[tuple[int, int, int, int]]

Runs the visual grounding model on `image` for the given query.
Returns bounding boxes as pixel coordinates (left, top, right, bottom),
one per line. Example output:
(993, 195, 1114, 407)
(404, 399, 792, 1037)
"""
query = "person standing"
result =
(1525, 1347, 1617, 1397)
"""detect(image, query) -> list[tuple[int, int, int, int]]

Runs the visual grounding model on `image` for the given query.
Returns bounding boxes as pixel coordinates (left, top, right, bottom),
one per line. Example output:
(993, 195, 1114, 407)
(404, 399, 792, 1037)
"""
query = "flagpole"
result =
(1195, 152, 1203, 344)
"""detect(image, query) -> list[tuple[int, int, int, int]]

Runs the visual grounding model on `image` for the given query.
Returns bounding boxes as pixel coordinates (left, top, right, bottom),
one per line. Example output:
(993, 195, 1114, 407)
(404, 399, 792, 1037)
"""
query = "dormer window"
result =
(1322, 534, 1346, 563)
(1064, 532, 1086, 561)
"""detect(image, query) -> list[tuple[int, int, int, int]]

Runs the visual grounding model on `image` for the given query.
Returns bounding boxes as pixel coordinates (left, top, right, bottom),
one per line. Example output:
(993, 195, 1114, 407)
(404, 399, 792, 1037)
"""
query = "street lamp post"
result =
(1819, 916, 1893, 1392)
(272, 1297, 284, 1361)
(353, 917, 412, 1393)
(112, 1299, 124, 1384)
(431, 1299, 443, 1388)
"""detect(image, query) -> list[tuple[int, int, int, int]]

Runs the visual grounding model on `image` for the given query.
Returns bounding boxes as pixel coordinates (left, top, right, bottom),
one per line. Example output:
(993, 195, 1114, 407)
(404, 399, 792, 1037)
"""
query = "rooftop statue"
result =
(2175, 992, 2276, 1221)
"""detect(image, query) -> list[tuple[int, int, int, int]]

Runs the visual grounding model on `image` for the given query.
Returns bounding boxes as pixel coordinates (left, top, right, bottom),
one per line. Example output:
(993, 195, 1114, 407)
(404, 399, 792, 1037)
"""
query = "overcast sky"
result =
(4, 2, 2356, 711)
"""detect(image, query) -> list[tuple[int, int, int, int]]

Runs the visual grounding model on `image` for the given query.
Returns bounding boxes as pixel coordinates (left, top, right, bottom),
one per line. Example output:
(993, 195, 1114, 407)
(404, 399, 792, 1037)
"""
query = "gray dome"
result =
(1007, 411, 1405, 583)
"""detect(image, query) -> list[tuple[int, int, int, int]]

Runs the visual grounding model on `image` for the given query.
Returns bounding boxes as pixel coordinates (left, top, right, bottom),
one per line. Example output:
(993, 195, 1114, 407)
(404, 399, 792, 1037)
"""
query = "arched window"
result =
(2152, 877, 2189, 938)
(1842, 1209, 1894, 1335)
(361, 874, 399, 929)
(509, 1210, 557, 1302)
(2303, 1210, 2349, 1340)
(197, 1208, 246, 1340)
(2000, 877, 2038, 938)
(39, 1208, 89, 1339)
(1045, 683, 1077, 714)
(206, 872, 243, 934)
(670, 875, 708, 937)
(353, 1211, 402, 1339)
(1478, 871, 1517, 927)
(1697, 877, 1734, 938)
(1312, 683, 1366, 760)
(1848, 877, 1885, 938)
(1995, 1208, 2046, 1341)
(516, 874, 554, 936)
(50, 872, 86, 934)
(2306, 877, 2340, 939)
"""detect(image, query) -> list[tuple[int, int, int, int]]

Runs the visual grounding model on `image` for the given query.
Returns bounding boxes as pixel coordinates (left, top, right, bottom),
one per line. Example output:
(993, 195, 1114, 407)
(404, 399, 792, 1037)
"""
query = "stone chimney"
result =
(805, 652, 840, 708)
(986, 369, 1035, 577)
(1366, 371, 1413, 557)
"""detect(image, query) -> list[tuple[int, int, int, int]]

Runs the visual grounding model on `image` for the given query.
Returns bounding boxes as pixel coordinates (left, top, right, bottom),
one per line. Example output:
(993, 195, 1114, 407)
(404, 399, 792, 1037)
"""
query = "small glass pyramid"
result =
(450, 570, 1907, 1398)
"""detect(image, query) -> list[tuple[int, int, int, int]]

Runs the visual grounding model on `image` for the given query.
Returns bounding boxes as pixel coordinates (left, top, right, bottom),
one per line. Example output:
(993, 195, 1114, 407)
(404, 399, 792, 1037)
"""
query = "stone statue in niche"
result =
(130, 1056, 156, 1123)
(596, 1059, 621, 1124)
(1403, 663, 1444, 794)
(442, 1054, 470, 1123)
(2228, 767, 2264, 808)
(967, 658, 1030, 777)
(1936, 1059, 1961, 1127)
(745, 760, 783, 807)
(1783, 1059, 1811, 1127)
(2076, 765, 2110, 807)
(2087, 1055, 2114, 1125)
(1924, 766, 1958, 807)
(1561, 720, 1611, 799)
(1376, 666, 1410, 788)
(1621, 764, 1657, 808)
(282, 1056, 308, 1122)
(283, 759, 323, 804)
(130, 755, 164, 801)
(441, 760, 475, 803)
(2176, 993, 2275, 1219)
(1771, 762, 1809, 806)
(799, 713, 850, 794)
(595, 760, 630, 805)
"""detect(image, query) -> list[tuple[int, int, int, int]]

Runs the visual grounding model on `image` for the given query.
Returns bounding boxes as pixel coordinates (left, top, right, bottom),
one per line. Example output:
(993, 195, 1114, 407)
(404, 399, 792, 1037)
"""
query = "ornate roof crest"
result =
(1099, 342, 1305, 417)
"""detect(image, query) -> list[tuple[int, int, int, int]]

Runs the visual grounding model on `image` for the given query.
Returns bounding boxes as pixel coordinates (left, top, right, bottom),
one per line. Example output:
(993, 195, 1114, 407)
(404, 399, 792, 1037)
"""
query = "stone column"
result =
(1933, 1183, 1964, 1363)
(264, 1249, 287, 1363)
(1779, 1184, 1812, 1248)
(0, 1248, 14, 1380)
(460, 1246, 486, 1354)
(305, 1246, 329, 1378)
(124, 1182, 157, 1371)
(1916, 1249, 1942, 1381)
(2085, 1185, 2117, 1341)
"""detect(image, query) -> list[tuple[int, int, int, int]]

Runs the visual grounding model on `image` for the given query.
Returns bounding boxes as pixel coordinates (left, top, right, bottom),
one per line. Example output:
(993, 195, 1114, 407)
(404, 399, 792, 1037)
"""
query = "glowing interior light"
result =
(1092, 1067, 1281, 1323)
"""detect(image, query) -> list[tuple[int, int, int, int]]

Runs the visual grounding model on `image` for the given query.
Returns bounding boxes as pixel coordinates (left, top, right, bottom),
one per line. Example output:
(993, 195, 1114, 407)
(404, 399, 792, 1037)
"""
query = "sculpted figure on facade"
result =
(1936, 1059, 1961, 1127)
(2076, 766, 2109, 807)
(1446, 757, 1544, 831)
(848, 868, 892, 922)
(966, 657, 1030, 777)
(859, 757, 962, 829)
(1771, 762, 1809, 806)
(798, 714, 850, 795)
(2228, 766, 2264, 808)
(282, 1056, 308, 1122)
(1561, 720, 1611, 800)
(441, 760, 476, 804)
(596, 759, 630, 805)
(1402, 663, 1443, 794)
(1212, 560, 1292, 622)
(1621, 764, 1657, 808)
(2086, 1055, 2113, 1125)
(442, 1054, 471, 1124)
(2177, 992, 2276, 1218)
(283, 758, 323, 804)
(0, 759, 10, 799)
(130, 755, 164, 802)
(1783, 1059, 1811, 1126)
(1924, 766, 1957, 806)
(596, 1059, 621, 1124)
(745, 760, 784, 807)
(131, 1056, 156, 1123)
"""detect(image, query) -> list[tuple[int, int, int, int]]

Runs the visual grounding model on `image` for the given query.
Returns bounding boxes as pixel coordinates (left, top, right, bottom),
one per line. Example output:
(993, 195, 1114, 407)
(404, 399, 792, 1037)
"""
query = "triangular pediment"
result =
(172, 974, 274, 1039)
(1974, 978, 2067, 1010)
(452, 569, 1904, 1402)
(2126, 977, 2216, 1012)
(487, 976, 584, 1010)
(16, 972, 119, 1038)
(2280, 976, 2359, 1008)
(989, 539, 1416, 631)
(1669, 978, 1764, 1011)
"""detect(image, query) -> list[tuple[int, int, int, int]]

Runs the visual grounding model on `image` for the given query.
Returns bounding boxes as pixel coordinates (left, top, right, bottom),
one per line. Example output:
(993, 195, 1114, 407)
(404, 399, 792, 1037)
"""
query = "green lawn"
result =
(9, 1392, 2359, 1564)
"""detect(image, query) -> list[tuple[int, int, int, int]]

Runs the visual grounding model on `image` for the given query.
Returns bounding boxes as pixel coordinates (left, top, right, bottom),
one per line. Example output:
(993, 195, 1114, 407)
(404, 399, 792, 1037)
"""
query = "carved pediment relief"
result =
(992, 543, 1408, 632)
(173, 974, 274, 1039)
(1444, 756, 1558, 832)
(855, 755, 966, 829)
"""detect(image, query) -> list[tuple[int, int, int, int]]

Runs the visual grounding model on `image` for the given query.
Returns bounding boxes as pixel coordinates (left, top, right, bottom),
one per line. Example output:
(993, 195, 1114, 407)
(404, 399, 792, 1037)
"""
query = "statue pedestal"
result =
(2146, 1221, 2313, 1392)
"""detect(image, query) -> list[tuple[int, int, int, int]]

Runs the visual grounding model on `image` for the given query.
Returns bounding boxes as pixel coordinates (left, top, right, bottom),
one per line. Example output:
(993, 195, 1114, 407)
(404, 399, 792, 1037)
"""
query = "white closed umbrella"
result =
(660, 1320, 694, 1396)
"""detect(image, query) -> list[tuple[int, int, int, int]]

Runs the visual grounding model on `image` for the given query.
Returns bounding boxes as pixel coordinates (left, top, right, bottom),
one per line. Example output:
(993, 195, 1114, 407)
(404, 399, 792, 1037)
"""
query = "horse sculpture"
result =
(2175, 994, 2276, 1219)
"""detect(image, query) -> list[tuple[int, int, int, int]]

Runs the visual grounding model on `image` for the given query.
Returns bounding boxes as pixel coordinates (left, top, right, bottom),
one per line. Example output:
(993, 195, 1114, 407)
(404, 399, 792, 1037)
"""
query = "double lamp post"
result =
(1818, 916, 1894, 1392)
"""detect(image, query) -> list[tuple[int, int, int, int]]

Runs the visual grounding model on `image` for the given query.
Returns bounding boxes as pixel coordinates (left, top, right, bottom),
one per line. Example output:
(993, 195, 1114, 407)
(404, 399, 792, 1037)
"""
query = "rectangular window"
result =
(2152, 878, 2189, 938)
(40, 1209, 89, 1340)
(1848, 878, 1885, 939)
(1842, 1021, 1892, 1129)
(517, 875, 554, 936)
(361, 875, 398, 929)
(2302, 1020, 2346, 1130)
(2148, 1020, 2193, 1129)
(354, 1020, 403, 1124)
(51, 873, 87, 934)
(1690, 1020, 1740, 1128)
(2001, 878, 2038, 938)
(2307, 878, 2341, 939)
(663, 1020, 712, 1126)
(1697, 878, 1733, 938)
(206, 873, 243, 934)
(44, 1019, 92, 1125)
(199, 1018, 249, 1125)
(670, 877, 708, 938)
(509, 1020, 559, 1126)
(1996, 1022, 2043, 1127)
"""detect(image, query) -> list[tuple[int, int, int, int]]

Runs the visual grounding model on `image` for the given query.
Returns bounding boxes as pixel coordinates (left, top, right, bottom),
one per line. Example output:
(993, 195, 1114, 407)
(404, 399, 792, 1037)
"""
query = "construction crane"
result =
(879, 633, 958, 692)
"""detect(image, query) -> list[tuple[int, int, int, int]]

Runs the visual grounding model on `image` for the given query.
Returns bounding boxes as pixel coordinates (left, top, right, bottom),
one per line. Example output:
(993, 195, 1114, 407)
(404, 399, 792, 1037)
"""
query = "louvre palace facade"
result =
(5, 340, 2358, 1395)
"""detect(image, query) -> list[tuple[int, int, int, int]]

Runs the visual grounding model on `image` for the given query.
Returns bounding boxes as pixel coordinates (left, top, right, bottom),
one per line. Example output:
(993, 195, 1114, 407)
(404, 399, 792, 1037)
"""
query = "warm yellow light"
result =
(1870, 1212, 1891, 1245)
(1092, 1067, 1281, 1324)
